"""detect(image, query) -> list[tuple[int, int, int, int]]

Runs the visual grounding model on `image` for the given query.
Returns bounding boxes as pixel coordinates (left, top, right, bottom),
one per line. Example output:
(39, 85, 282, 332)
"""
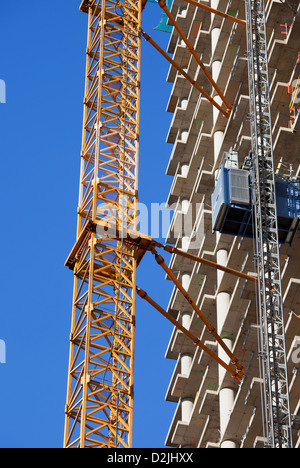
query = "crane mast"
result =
(245, 0, 293, 448)
(64, 0, 141, 448)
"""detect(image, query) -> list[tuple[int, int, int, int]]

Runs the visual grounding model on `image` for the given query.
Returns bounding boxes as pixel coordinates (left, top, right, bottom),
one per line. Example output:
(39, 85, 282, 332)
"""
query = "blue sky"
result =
(0, 1, 177, 448)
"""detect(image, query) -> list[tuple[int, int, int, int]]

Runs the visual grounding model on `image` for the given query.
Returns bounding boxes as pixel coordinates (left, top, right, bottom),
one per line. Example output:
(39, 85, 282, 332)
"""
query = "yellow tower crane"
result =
(64, 0, 247, 448)
(63, 0, 143, 448)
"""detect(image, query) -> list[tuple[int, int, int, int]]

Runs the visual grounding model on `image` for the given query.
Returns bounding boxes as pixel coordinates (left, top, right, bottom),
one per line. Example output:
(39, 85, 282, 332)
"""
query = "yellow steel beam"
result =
(152, 252, 245, 379)
(163, 245, 257, 284)
(141, 29, 231, 119)
(137, 287, 244, 381)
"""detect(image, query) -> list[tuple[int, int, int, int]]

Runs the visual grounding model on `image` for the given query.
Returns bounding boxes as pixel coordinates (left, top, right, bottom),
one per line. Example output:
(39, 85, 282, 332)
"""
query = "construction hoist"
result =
(245, 0, 293, 448)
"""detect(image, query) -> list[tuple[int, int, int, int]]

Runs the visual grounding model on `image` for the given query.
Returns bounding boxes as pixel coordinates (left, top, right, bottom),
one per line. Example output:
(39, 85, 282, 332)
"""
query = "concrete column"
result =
(211, 0, 221, 56)
(216, 248, 237, 448)
(216, 248, 228, 284)
(182, 197, 189, 214)
(211, 38, 224, 164)
(180, 192, 192, 418)
(182, 235, 189, 251)
(212, 60, 221, 83)
(180, 312, 193, 422)
(211, 0, 220, 14)
(216, 291, 231, 384)
(212, 62, 223, 164)
(182, 311, 192, 330)
(211, 28, 221, 56)
(180, 98, 188, 110)
(178, 6, 187, 17)
(181, 352, 193, 375)
(219, 388, 236, 447)
(181, 129, 188, 143)
(213, 129, 224, 164)
(181, 162, 189, 177)
(210, 0, 235, 448)
(181, 397, 193, 422)
(220, 439, 237, 449)
(182, 272, 190, 291)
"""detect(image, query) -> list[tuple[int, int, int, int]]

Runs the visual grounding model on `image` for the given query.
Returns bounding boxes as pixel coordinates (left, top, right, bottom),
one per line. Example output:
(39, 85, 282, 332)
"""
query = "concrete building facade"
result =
(162, 0, 300, 448)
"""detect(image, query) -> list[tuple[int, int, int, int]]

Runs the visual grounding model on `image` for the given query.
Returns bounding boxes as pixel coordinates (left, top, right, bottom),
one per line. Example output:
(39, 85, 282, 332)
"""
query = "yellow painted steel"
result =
(64, 0, 141, 448)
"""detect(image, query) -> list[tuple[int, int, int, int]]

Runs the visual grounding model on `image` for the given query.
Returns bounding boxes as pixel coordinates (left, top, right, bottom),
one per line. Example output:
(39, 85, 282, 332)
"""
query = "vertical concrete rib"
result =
(210, 4, 236, 446)
(216, 248, 236, 447)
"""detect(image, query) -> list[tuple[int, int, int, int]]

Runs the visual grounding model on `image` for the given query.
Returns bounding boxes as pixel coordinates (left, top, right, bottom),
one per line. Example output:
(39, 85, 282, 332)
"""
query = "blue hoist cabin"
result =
(211, 150, 300, 245)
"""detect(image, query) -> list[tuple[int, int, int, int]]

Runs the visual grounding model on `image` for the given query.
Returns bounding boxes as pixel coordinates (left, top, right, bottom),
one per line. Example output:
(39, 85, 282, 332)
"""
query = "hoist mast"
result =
(245, 0, 293, 448)
(63, 0, 141, 448)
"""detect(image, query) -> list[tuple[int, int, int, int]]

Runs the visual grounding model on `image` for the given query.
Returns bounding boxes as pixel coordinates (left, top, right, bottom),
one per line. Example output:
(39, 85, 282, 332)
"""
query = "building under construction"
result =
(63, 0, 300, 448)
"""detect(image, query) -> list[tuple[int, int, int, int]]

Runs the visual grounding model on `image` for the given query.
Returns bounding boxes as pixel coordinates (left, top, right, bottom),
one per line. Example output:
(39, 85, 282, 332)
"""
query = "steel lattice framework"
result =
(245, 0, 293, 448)
(64, 0, 141, 448)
